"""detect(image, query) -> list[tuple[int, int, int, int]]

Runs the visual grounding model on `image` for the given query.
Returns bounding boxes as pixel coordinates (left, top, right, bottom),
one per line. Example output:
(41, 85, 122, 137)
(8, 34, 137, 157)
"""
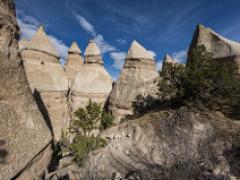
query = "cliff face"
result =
(19, 26, 70, 141)
(71, 40, 113, 111)
(0, 0, 53, 179)
(109, 41, 159, 123)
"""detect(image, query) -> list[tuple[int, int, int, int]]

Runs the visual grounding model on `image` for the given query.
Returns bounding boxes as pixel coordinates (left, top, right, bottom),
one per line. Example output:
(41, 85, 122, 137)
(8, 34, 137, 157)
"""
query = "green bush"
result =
(72, 100, 102, 135)
(70, 136, 107, 166)
(72, 100, 114, 135)
(101, 111, 114, 130)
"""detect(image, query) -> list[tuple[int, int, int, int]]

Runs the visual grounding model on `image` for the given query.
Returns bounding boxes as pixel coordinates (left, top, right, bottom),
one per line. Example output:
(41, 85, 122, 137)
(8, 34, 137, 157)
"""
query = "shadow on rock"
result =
(0, 140, 8, 164)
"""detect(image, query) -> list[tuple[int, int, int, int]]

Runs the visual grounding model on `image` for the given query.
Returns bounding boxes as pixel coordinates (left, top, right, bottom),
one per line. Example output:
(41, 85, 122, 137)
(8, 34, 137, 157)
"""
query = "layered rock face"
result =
(188, 25, 240, 72)
(71, 40, 113, 111)
(0, 1, 52, 179)
(108, 41, 159, 123)
(65, 42, 83, 86)
(19, 26, 70, 141)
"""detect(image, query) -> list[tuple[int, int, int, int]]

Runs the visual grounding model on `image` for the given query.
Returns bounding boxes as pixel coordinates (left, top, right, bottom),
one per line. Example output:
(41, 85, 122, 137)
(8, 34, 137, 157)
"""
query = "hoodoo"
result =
(19, 26, 70, 141)
(188, 25, 240, 72)
(108, 41, 159, 123)
(71, 40, 113, 112)
(0, 1, 52, 179)
(65, 41, 83, 85)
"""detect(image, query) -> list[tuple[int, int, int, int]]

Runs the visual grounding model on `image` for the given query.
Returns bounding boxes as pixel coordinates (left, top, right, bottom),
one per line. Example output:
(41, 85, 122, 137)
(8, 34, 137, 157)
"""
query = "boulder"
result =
(108, 41, 159, 123)
(65, 42, 83, 86)
(71, 40, 113, 111)
(0, 0, 52, 179)
(188, 25, 240, 73)
(19, 26, 70, 141)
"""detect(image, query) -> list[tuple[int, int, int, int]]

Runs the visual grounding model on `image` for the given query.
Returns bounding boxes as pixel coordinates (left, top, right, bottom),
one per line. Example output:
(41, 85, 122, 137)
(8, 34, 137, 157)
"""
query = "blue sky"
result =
(15, 0, 240, 80)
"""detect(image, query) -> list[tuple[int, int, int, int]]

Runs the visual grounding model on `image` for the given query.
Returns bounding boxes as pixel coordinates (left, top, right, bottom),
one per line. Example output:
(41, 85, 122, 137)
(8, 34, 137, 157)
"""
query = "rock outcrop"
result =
(188, 25, 240, 72)
(0, 1, 52, 179)
(71, 40, 113, 111)
(19, 26, 70, 141)
(108, 41, 159, 123)
(65, 42, 83, 86)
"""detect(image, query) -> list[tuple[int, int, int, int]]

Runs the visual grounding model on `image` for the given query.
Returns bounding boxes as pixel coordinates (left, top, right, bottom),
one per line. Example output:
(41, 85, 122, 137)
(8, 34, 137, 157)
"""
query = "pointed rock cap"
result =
(126, 40, 154, 59)
(26, 25, 59, 57)
(84, 39, 101, 56)
(189, 24, 240, 59)
(163, 54, 177, 64)
(68, 41, 82, 54)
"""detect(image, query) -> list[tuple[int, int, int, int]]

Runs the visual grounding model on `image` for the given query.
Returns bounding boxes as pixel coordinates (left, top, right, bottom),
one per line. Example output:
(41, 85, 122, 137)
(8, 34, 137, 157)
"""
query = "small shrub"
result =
(72, 99, 102, 135)
(101, 111, 114, 130)
(70, 136, 107, 166)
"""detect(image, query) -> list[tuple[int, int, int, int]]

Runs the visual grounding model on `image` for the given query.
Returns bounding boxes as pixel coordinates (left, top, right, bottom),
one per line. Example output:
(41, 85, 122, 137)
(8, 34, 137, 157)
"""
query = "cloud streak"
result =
(73, 12, 128, 70)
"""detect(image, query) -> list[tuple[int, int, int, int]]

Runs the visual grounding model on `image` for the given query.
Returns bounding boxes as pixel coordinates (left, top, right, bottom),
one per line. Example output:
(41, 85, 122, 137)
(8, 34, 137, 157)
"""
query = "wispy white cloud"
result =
(73, 12, 116, 54)
(116, 39, 126, 45)
(17, 11, 68, 63)
(110, 52, 126, 70)
(171, 49, 188, 63)
(74, 14, 96, 37)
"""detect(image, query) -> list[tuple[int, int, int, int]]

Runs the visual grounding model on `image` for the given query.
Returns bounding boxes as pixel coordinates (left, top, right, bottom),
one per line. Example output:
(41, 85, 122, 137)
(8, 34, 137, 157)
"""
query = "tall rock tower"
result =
(19, 26, 70, 141)
(109, 41, 159, 123)
(71, 40, 113, 112)
(65, 41, 83, 85)
(188, 25, 240, 72)
(0, 1, 52, 179)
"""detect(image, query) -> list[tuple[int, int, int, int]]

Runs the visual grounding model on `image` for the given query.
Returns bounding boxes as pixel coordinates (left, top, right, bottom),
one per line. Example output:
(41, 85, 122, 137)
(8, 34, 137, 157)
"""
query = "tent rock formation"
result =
(188, 25, 240, 73)
(108, 41, 159, 123)
(65, 41, 83, 85)
(19, 26, 70, 141)
(71, 40, 113, 112)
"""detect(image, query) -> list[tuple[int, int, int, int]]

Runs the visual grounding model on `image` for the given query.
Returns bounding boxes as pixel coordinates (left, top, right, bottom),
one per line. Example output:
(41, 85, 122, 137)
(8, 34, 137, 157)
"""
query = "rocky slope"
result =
(49, 109, 240, 180)
(0, 0, 53, 179)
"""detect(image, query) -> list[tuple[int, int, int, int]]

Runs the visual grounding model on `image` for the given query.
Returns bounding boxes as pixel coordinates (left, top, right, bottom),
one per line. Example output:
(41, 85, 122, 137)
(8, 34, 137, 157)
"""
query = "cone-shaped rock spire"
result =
(109, 41, 159, 123)
(71, 40, 112, 111)
(26, 26, 59, 57)
(84, 40, 103, 64)
(20, 26, 69, 140)
(188, 24, 240, 60)
(65, 41, 83, 85)
(126, 40, 154, 59)
(68, 41, 82, 54)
